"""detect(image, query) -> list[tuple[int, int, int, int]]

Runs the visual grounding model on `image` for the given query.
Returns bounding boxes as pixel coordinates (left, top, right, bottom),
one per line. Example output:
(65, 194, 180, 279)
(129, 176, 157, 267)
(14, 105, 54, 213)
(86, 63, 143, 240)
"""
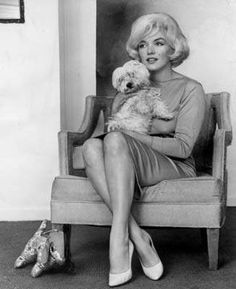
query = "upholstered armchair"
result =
(50, 92, 232, 270)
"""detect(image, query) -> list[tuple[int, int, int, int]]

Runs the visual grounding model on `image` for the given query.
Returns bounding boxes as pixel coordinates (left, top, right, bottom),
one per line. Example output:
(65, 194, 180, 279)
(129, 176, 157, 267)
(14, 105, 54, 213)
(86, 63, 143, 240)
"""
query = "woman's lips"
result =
(146, 58, 158, 64)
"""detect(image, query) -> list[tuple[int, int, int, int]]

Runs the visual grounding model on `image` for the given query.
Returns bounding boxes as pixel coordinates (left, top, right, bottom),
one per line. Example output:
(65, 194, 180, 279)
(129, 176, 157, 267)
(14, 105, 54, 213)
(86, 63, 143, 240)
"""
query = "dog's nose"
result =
(126, 82, 133, 89)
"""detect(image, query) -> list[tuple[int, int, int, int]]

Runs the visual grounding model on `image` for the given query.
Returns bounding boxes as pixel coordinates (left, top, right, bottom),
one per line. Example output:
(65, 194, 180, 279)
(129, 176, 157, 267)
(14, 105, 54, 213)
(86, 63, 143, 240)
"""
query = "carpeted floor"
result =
(0, 208, 236, 289)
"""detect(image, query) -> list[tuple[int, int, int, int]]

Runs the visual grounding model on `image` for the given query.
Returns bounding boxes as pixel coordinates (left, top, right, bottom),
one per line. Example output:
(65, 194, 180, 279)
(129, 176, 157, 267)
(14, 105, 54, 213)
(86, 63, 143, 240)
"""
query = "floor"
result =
(0, 208, 235, 289)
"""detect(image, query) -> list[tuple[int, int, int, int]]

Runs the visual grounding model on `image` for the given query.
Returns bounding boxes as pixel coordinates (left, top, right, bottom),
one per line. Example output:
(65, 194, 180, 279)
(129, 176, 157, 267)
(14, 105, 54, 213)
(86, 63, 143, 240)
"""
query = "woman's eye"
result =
(138, 43, 146, 49)
(155, 41, 164, 46)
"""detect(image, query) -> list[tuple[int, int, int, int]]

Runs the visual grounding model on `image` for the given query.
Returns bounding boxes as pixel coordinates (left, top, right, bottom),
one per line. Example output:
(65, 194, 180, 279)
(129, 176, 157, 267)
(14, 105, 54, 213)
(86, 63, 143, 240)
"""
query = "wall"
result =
(96, 0, 236, 205)
(59, 0, 96, 131)
(0, 0, 60, 220)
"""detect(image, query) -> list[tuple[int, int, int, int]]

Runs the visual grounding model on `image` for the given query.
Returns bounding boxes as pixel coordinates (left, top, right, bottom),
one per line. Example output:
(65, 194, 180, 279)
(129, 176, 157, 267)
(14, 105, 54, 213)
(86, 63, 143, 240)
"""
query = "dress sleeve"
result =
(150, 82, 206, 158)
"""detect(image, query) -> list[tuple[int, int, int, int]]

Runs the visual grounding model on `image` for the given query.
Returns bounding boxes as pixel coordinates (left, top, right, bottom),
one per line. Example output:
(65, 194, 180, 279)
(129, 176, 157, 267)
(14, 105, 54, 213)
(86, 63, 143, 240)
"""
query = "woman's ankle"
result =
(109, 238, 130, 273)
(111, 220, 129, 239)
(129, 225, 145, 243)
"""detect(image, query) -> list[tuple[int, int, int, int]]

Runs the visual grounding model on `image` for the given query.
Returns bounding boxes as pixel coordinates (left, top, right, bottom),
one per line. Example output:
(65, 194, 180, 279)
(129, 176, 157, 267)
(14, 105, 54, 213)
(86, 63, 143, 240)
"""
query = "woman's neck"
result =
(150, 65, 175, 83)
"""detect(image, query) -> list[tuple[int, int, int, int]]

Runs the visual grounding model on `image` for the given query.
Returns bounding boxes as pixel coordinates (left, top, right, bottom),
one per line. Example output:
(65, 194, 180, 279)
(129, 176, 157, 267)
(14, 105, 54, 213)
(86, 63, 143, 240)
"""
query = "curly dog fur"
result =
(107, 60, 173, 134)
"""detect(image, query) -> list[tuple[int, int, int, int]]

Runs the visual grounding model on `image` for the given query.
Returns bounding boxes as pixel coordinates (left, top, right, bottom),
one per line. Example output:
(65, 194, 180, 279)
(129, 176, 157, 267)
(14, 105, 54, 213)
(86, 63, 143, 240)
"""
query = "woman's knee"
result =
(104, 132, 129, 156)
(82, 138, 103, 166)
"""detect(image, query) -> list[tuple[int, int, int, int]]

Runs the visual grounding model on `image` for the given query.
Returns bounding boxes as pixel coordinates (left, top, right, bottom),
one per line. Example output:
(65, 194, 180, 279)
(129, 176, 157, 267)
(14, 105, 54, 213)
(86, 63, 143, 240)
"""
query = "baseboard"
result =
(0, 207, 50, 221)
(227, 196, 236, 207)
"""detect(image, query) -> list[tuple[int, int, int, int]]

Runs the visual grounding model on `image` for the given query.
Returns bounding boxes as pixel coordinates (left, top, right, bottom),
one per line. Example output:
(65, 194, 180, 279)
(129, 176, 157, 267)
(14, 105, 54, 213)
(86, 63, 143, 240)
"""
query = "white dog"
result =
(107, 60, 173, 134)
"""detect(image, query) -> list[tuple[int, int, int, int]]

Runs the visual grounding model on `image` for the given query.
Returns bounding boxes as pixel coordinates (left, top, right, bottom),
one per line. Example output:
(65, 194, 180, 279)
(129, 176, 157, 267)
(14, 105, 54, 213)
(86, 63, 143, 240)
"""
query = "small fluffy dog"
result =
(107, 60, 173, 134)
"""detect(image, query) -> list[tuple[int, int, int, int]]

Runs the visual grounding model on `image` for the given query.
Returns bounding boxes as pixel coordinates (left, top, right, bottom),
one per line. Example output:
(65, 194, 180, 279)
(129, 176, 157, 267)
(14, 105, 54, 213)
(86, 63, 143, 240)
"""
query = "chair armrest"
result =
(78, 95, 114, 135)
(211, 92, 232, 146)
(58, 95, 115, 175)
(78, 95, 101, 135)
(212, 129, 227, 182)
(58, 130, 90, 175)
(58, 95, 102, 175)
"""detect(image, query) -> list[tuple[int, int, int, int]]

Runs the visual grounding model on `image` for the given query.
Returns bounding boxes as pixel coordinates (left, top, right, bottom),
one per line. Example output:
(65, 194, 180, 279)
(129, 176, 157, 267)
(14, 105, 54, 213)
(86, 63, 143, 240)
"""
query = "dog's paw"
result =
(152, 99, 174, 120)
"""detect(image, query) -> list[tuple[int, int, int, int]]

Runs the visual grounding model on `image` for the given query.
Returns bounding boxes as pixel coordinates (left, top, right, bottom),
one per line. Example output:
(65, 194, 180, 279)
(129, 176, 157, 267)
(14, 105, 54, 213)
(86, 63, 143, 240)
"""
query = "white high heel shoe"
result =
(109, 240, 134, 287)
(139, 231, 164, 280)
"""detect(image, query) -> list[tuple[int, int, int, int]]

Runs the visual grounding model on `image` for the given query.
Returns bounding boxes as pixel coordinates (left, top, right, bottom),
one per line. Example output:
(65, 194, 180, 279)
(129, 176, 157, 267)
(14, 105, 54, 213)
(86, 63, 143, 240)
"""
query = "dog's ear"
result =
(137, 65, 150, 85)
(123, 60, 140, 70)
(112, 67, 124, 90)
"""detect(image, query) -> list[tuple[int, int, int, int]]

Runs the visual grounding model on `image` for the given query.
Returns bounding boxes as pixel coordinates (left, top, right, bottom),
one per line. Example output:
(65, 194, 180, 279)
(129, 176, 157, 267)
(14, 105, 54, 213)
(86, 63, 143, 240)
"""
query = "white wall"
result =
(59, 0, 96, 131)
(0, 0, 60, 220)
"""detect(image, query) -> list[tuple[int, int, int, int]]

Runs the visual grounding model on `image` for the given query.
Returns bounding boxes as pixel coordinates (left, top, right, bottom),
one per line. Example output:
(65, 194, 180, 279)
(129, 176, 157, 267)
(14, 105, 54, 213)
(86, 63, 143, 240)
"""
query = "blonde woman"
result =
(82, 13, 206, 287)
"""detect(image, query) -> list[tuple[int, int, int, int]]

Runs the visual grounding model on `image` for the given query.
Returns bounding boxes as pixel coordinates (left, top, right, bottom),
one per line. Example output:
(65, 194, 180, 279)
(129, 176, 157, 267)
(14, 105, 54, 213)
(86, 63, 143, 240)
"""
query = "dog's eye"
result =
(127, 72, 135, 78)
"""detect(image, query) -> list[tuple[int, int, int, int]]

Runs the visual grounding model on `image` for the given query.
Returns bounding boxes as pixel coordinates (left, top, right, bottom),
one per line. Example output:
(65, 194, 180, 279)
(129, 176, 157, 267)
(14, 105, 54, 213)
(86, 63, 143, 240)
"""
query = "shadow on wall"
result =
(97, 0, 146, 96)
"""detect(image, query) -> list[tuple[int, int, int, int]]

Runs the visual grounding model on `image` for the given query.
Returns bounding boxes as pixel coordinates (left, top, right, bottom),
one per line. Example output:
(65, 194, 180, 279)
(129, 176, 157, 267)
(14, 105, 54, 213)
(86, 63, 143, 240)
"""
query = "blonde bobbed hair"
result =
(126, 13, 189, 67)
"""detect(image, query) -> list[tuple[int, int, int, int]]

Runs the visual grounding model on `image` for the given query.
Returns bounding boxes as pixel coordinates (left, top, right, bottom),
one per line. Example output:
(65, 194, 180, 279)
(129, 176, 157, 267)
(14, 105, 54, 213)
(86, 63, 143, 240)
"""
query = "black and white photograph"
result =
(0, 0, 235, 288)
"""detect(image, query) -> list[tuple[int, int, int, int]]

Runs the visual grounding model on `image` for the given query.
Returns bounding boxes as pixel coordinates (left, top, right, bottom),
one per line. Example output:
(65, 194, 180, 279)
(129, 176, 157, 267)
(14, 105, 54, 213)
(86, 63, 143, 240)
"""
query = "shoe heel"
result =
(109, 240, 134, 287)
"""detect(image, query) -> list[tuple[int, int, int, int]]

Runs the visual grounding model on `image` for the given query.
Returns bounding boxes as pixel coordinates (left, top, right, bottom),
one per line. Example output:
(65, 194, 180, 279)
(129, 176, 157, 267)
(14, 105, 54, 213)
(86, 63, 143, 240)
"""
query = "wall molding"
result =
(227, 197, 236, 207)
(0, 207, 50, 221)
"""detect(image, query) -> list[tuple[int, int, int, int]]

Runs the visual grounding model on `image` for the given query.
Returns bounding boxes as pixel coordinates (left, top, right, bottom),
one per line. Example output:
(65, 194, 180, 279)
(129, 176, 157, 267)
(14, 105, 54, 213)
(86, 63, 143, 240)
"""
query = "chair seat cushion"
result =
(51, 175, 223, 204)
(51, 175, 225, 227)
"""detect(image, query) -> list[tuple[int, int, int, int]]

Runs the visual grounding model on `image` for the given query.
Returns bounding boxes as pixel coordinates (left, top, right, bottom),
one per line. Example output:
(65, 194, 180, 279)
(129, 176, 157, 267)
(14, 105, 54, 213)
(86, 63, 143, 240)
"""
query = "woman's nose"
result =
(147, 44, 155, 54)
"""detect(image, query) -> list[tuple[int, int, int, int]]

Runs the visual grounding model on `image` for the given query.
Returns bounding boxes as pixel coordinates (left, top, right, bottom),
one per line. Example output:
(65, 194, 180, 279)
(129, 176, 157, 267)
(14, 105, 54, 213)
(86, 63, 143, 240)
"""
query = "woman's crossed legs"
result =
(82, 132, 161, 275)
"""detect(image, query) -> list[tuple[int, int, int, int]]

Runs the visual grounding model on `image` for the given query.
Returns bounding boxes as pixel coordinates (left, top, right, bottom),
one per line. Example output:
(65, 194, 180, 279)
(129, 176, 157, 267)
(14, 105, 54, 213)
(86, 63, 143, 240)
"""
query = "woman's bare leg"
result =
(103, 132, 135, 273)
(82, 135, 160, 272)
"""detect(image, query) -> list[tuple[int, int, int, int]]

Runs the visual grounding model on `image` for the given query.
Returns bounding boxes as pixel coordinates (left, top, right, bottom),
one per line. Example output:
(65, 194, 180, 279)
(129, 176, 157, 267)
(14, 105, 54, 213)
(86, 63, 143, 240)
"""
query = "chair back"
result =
(192, 93, 216, 173)
(193, 92, 232, 173)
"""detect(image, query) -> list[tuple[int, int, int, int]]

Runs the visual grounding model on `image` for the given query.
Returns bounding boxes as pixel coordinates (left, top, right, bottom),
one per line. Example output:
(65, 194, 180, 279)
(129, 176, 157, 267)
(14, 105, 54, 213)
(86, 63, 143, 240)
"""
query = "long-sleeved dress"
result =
(110, 75, 206, 198)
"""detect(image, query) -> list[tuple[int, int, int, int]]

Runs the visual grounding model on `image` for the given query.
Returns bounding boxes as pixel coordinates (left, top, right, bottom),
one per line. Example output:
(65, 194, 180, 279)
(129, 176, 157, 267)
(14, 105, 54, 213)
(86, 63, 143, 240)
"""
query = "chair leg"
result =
(207, 228, 219, 270)
(51, 223, 75, 273)
(63, 225, 72, 261)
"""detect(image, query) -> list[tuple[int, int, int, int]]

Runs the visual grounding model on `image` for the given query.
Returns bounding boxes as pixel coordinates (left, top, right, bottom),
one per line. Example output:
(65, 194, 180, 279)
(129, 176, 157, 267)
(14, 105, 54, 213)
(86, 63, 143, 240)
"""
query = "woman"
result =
(82, 13, 206, 287)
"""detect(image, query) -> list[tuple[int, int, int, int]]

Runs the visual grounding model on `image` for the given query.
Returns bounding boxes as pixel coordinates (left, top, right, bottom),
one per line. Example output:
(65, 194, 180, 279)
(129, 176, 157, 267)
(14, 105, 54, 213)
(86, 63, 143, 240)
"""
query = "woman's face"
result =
(137, 32, 173, 72)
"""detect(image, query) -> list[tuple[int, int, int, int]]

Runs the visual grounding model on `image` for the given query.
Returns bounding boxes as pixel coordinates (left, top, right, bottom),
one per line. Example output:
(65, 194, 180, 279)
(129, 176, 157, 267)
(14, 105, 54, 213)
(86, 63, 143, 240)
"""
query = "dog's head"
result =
(112, 60, 150, 93)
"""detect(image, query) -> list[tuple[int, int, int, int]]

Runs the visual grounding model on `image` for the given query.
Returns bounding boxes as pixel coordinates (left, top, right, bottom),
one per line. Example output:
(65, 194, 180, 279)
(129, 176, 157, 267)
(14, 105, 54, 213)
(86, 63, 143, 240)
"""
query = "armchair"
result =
(50, 92, 232, 270)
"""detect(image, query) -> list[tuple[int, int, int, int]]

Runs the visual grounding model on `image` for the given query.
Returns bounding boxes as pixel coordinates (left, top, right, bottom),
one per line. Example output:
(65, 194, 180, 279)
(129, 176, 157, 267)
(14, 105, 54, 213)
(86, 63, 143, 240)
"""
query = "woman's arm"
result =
(123, 82, 206, 159)
(150, 117, 177, 135)
(120, 117, 177, 145)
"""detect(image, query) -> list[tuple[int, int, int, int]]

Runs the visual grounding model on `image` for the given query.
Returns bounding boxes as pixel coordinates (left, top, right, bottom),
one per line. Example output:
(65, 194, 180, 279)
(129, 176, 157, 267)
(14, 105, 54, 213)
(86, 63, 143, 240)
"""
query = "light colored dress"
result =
(110, 75, 206, 198)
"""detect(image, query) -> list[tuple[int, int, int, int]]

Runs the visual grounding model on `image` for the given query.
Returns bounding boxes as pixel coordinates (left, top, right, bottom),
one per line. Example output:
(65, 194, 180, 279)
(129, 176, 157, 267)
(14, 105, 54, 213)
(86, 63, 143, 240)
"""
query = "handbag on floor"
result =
(14, 220, 66, 277)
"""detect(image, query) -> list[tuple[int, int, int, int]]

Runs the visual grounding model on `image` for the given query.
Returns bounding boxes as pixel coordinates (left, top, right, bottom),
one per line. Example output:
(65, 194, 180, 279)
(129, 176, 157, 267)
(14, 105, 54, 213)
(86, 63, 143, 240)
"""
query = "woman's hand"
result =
(149, 116, 177, 135)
